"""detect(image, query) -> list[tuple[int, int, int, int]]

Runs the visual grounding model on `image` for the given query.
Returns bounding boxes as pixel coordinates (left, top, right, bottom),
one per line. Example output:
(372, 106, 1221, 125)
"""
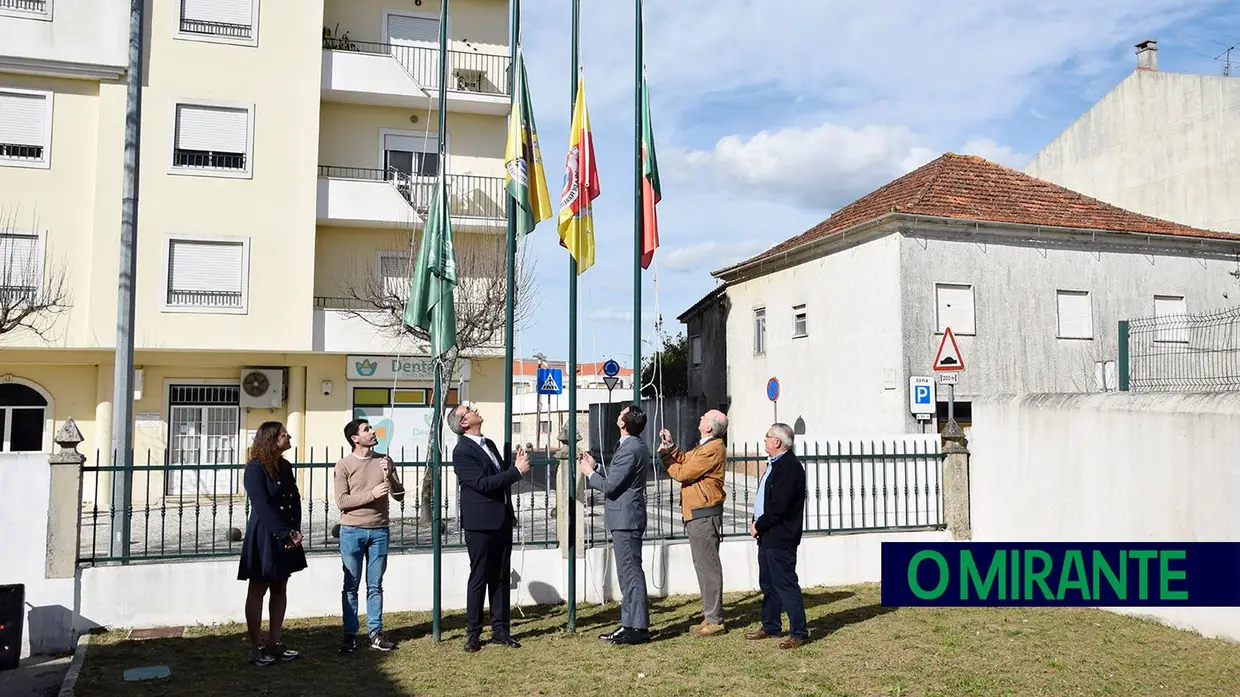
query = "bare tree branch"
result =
(330, 223, 541, 524)
(0, 207, 72, 345)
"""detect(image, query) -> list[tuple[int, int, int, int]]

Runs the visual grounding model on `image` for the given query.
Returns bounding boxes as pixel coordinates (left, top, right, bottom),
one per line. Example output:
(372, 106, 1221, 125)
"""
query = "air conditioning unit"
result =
(239, 368, 284, 409)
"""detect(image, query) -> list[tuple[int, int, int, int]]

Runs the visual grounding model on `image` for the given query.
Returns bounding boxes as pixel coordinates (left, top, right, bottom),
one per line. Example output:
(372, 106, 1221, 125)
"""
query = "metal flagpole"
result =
(566, 0, 580, 633)
(430, 0, 451, 644)
(631, 0, 643, 406)
(109, 0, 146, 561)
(502, 0, 520, 496)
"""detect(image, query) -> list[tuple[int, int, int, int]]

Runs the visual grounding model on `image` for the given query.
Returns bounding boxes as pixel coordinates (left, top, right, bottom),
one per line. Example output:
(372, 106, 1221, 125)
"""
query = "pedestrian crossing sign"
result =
(537, 367, 563, 395)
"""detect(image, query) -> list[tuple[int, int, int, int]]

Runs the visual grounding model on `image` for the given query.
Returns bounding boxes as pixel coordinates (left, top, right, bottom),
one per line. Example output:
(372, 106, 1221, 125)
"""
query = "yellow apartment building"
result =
(0, 0, 513, 502)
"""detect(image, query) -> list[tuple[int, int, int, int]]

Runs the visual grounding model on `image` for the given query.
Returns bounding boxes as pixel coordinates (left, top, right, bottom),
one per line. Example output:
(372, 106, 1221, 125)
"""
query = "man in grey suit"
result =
(577, 404, 651, 645)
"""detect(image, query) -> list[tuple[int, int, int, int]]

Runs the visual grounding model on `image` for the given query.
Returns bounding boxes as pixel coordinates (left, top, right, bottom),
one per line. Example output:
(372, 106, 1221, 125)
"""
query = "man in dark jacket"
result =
(746, 422, 808, 648)
(448, 402, 531, 653)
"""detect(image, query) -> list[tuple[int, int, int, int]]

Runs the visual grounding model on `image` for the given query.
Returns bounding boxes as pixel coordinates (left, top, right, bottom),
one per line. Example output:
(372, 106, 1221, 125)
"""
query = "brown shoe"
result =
(692, 623, 726, 637)
(779, 637, 807, 649)
(745, 629, 773, 641)
(688, 621, 706, 634)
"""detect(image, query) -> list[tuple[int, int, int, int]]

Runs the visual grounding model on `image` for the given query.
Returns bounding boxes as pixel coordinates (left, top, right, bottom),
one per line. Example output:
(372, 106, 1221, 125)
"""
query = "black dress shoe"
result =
(463, 634, 482, 653)
(490, 634, 521, 648)
(612, 628, 651, 645)
(598, 625, 625, 642)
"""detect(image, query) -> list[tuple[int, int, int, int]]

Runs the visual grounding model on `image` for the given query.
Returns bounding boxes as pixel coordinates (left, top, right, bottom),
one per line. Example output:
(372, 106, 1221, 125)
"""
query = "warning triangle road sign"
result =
(933, 327, 965, 372)
(602, 376, 619, 391)
(541, 374, 559, 391)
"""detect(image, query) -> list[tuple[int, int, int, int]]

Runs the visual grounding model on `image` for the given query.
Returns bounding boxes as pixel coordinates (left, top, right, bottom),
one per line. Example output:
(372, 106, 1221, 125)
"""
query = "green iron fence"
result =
(583, 438, 945, 546)
(1119, 305, 1240, 392)
(80, 438, 943, 564)
(79, 448, 559, 565)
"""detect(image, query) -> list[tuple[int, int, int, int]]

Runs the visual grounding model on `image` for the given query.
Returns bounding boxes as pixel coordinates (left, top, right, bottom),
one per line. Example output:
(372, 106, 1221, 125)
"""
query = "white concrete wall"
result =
(0, 452, 76, 657)
(0, 0, 127, 76)
(76, 528, 948, 630)
(725, 234, 907, 443)
(969, 391, 1240, 642)
(1024, 70, 1240, 234)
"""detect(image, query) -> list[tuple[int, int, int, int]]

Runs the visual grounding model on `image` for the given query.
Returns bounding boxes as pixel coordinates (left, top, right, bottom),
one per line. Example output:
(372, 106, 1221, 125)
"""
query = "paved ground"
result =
(0, 654, 71, 697)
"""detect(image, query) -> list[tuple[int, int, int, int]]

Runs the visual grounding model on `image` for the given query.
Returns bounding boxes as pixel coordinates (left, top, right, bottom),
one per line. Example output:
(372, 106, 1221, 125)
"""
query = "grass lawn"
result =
(75, 583, 1240, 696)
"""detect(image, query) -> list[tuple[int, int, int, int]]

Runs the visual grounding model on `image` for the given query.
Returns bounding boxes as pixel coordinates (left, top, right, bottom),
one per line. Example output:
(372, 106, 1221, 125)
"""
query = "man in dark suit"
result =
(578, 404, 651, 645)
(746, 422, 809, 649)
(448, 402, 531, 653)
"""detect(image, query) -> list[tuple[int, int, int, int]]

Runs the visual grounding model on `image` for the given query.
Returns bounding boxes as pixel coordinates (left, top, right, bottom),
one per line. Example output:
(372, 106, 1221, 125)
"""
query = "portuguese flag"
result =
(639, 74, 660, 269)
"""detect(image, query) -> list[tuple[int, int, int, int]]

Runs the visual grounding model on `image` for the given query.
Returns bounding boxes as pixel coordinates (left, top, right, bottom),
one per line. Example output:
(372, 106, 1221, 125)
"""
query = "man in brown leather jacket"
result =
(657, 409, 729, 636)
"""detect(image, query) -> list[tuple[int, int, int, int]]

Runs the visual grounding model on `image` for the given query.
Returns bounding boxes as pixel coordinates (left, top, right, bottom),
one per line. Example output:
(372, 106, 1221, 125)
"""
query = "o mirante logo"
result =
(880, 542, 1240, 607)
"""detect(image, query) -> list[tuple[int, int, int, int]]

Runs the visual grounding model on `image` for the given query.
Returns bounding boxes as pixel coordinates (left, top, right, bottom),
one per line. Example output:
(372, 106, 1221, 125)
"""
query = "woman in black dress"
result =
(237, 421, 307, 666)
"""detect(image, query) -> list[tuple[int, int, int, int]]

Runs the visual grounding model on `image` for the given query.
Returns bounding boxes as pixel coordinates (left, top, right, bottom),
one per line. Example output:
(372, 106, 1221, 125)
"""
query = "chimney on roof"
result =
(1136, 39, 1158, 71)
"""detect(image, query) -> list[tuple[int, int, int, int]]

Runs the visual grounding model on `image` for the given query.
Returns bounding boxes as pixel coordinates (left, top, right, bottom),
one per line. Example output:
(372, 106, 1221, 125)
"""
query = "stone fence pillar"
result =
(941, 428, 971, 540)
(46, 418, 86, 579)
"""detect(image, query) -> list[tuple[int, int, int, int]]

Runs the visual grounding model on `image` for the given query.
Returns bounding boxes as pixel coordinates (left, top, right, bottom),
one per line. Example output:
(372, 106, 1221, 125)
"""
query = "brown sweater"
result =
(661, 437, 727, 521)
(334, 453, 406, 528)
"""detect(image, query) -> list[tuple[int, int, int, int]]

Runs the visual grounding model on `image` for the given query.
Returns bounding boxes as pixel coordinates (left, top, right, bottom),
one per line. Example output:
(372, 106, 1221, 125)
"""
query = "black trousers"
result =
(758, 542, 807, 640)
(464, 524, 513, 636)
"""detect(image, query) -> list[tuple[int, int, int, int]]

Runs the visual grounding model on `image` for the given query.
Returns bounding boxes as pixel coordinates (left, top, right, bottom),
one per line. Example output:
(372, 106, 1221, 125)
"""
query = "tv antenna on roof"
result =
(1211, 38, 1240, 76)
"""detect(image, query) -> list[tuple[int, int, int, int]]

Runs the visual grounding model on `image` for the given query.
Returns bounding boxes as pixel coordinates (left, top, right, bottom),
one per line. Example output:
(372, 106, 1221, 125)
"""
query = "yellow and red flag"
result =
(557, 75, 600, 274)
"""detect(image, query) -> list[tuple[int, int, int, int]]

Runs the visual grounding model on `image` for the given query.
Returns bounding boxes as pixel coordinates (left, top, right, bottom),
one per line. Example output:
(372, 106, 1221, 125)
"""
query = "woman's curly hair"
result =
(249, 421, 288, 480)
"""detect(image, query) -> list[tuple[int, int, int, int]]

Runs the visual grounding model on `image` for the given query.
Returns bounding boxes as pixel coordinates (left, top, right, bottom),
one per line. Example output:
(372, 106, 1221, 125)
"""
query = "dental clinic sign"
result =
(346, 355, 471, 382)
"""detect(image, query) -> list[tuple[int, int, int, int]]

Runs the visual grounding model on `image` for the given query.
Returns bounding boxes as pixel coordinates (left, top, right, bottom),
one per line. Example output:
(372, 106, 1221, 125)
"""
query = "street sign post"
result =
(601, 358, 620, 399)
(766, 377, 780, 422)
(932, 327, 965, 438)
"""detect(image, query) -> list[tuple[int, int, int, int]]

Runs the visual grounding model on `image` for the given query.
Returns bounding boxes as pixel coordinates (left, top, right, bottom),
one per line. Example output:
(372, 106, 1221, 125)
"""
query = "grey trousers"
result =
(610, 529, 649, 629)
(685, 513, 724, 625)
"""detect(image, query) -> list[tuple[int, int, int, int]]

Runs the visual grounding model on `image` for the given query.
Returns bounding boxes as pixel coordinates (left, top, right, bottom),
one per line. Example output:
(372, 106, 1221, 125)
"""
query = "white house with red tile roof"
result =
(704, 152, 1240, 444)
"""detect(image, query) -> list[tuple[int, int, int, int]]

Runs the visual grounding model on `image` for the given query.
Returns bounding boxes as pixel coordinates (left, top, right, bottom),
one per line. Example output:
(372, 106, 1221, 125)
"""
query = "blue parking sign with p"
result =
(909, 376, 935, 416)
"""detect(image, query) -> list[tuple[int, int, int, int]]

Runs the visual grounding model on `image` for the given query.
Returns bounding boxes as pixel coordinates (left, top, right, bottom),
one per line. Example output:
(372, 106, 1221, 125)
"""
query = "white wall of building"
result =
(0, 452, 76, 657)
(725, 234, 907, 443)
(0, 0, 127, 77)
(896, 226, 1239, 430)
(969, 391, 1240, 642)
(1024, 70, 1240, 234)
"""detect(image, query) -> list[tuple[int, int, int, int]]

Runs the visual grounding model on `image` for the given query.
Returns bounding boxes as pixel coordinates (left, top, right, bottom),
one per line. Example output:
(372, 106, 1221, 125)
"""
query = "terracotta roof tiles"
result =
(717, 153, 1240, 276)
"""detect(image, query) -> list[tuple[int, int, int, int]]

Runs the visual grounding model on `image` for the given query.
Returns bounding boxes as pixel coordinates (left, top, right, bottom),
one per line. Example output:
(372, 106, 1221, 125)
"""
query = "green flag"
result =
(403, 177, 458, 357)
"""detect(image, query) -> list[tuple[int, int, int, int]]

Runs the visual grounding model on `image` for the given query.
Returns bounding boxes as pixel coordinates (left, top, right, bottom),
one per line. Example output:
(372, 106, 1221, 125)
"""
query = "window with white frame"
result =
(166, 384, 241, 496)
(690, 335, 702, 365)
(0, 89, 51, 167)
(0, 382, 47, 452)
(179, 0, 256, 41)
(383, 132, 440, 179)
(0, 230, 44, 302)
(1055, 290, 1092, 339)
(165, 238, 247, 311)
(172, 103, 251, 173)
(0, 0, 50, 19)
(793, 304, 807, 338)
(1153, 294, 1189, 343)
(753, 307, 766, 355)
(935, 283, 975, 334)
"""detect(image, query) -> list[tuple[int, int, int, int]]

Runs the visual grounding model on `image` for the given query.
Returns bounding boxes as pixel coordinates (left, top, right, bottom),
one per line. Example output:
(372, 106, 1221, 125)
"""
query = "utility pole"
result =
(109, 0, 145, 561)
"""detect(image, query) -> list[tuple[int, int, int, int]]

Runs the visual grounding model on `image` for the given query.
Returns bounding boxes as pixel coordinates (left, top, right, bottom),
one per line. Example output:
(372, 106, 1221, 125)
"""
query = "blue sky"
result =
(496, 0, 1240, 369)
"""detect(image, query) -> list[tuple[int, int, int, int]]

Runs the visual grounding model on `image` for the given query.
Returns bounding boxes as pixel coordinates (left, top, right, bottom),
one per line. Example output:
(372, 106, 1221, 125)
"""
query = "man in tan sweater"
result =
(658, 409, 729, 637)
(335, 417, 405, 654)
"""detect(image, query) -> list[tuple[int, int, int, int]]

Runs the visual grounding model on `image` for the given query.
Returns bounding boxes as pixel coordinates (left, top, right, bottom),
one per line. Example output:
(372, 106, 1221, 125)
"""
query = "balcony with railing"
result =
(316, 165, 506, 231)
(320, 30, 510, 115)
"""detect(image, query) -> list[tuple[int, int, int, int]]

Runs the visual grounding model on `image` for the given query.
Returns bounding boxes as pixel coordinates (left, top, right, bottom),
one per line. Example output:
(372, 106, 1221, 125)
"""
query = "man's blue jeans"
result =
(339, 525, 390, 636)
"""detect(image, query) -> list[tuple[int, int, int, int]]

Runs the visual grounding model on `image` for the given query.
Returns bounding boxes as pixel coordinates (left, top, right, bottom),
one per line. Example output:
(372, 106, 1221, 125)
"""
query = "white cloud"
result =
(663, 122, 938, 211)
(959, 137, 1030, 170)
(660, 240, 771, 274)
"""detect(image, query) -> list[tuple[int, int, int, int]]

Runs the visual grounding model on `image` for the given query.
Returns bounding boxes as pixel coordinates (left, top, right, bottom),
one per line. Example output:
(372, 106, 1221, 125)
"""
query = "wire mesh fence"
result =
(1121, 305, 1240, 391)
